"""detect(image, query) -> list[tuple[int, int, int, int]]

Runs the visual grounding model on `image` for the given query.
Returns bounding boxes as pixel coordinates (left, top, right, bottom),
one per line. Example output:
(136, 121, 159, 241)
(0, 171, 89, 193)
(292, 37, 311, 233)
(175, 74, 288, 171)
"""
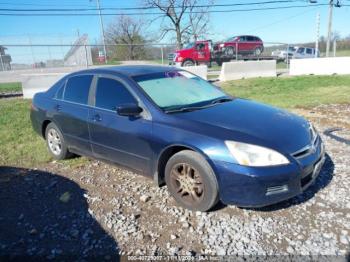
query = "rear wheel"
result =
(45, 122, 72, 160)
(165, 150, 219, 211)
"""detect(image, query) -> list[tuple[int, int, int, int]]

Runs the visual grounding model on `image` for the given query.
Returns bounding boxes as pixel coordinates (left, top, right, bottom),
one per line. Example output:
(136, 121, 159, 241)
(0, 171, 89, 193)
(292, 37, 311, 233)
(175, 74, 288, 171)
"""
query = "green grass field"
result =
(0, 99, 88, 167)
(221, 75, 350, 108)
(0, 74, 349, 167)
(0, 82, 22, 92)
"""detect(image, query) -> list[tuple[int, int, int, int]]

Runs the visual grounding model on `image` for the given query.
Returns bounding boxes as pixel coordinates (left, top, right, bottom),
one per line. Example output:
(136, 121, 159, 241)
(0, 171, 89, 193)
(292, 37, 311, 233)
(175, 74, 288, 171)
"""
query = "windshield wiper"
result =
(164, 105, 209, 114)
(210, 97, 233, 105)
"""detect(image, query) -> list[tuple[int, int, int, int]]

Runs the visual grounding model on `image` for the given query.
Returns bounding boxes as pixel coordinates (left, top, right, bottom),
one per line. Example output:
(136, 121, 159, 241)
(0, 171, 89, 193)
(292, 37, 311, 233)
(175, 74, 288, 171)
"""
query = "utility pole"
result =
(315, 12, 320, 58)
(95, 0, 108, 64)
(326, 0, 334, 57)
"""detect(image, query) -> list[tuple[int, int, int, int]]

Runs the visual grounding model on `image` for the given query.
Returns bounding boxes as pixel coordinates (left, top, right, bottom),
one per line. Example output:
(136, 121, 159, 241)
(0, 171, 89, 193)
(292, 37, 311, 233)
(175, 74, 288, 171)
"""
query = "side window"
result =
(64, 75, 93, 104)
(95, 77, 136, 111)
(297, 48, 305, 54)
(239, 36, 246, 42)
(55, 83, 65, 100)
(247, 36, 254, 42)
(306, 48, 313, 55)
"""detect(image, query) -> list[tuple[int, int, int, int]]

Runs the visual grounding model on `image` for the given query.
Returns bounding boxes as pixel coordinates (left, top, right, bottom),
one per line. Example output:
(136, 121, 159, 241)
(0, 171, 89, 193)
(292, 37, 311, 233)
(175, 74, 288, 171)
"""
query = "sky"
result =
(0, 0, 349, 63)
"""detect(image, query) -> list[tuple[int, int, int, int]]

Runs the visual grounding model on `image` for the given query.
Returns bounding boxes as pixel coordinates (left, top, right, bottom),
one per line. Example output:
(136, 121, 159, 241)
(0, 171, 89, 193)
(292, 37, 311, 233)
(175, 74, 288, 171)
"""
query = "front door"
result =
(88, 76, 153, 174)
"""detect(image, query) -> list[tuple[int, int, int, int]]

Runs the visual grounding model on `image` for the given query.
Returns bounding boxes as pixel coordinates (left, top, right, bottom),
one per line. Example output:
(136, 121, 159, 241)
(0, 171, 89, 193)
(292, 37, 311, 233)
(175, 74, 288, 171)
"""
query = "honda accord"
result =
(31, 65, 325, 211)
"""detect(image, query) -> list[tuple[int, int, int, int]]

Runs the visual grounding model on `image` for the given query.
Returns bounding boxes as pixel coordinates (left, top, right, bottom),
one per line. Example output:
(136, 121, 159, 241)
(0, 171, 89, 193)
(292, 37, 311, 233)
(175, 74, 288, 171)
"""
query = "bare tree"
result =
(145, 0, 211, 49)
(106, 15, 147, 60)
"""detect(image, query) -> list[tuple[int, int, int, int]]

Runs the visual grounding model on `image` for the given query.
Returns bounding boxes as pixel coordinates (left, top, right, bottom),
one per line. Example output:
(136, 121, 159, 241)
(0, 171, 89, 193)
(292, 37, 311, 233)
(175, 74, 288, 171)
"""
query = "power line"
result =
(0, 4, 330, 16)
(0, 1, 319, 12)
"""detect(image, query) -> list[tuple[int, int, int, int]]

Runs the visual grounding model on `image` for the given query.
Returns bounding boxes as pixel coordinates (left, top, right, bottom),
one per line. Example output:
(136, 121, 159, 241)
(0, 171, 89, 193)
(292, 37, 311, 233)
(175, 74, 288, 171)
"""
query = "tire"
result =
(182, 60, 195, 67)
(224, 46, 235, 57)
(165, 150, 219, 211)
(254, 47, 263, 56)
(45, 122, 72, 160)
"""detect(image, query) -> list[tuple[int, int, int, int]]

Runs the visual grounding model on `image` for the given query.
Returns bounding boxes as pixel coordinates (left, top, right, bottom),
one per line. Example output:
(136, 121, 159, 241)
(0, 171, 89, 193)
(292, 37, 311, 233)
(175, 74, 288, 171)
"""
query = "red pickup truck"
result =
(170, 35, 264, 67)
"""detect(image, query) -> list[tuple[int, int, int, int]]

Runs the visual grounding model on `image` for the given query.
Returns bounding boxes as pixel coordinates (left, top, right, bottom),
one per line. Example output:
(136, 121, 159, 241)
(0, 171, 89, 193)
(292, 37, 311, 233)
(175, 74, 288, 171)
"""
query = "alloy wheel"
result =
(47, 128, 62, 156)
(169, 163, 204, 205)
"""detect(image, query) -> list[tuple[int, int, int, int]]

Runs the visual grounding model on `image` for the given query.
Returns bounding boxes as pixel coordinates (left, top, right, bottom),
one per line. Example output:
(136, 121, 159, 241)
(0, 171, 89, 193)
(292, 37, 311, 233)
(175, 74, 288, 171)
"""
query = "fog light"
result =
(266, 185, 288, 196)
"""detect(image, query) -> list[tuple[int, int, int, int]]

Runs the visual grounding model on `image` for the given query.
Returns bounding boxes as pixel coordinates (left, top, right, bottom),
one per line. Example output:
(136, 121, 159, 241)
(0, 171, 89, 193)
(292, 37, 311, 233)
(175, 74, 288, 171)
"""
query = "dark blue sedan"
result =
(31, 65, 325, 211)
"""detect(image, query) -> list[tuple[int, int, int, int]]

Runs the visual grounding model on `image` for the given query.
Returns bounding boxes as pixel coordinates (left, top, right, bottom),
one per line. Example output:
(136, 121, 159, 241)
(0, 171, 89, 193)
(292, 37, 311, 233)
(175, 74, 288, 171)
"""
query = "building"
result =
(0, 45, 12, 71)
(64, 34, 93, 67)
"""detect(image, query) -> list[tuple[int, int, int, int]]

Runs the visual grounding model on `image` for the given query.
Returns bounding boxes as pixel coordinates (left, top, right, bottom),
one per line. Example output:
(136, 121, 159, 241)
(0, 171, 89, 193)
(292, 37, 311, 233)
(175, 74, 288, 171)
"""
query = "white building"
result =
(64, 34, 93, 67)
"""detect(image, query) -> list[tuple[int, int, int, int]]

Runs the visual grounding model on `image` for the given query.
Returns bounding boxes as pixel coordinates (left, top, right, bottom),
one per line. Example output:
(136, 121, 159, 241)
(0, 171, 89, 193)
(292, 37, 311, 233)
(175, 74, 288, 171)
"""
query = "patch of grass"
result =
(335, 50, 350, 57)
(0, 82, 22, 92)
(0, 99, 88, 167)
(221, 75, 350, 108)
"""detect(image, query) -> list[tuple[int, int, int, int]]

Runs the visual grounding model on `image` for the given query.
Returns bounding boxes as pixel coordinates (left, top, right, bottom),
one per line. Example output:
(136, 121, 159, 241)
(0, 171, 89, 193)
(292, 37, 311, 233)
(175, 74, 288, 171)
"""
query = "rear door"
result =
(52, 74, 93, 155)
(247, 36, 257, 53)
(88, 75, 153, 174)
(305, 48, 314, 58)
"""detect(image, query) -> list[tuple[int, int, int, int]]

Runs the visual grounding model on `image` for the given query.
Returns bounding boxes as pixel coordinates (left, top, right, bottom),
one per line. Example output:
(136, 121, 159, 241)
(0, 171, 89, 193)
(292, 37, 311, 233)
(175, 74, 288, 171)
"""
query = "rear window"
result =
(64, 75, 93, 104)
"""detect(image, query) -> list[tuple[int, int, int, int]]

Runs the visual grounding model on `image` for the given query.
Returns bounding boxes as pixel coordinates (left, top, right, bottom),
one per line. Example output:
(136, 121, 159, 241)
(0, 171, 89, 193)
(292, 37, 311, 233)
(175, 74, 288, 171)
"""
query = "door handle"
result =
(55, 104, 62, 111)
(92, 114, 102, 122)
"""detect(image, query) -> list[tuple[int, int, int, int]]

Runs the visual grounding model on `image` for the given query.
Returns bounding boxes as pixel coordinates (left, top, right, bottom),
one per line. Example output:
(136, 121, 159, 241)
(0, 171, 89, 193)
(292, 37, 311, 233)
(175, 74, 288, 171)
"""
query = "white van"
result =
(292, 47, 320, 59)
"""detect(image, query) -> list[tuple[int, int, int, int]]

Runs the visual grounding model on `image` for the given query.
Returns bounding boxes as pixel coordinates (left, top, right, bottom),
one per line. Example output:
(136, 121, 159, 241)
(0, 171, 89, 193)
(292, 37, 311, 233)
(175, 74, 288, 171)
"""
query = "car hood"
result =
(173, 98, 312, 154)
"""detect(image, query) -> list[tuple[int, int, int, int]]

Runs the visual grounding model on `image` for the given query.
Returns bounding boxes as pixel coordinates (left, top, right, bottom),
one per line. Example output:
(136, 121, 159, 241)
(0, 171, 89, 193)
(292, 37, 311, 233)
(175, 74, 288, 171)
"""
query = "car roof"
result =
(70, 65, 180, 78)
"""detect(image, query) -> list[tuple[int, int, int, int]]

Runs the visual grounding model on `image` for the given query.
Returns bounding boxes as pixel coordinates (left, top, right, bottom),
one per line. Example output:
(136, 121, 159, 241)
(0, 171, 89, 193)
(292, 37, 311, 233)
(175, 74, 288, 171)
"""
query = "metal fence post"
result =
(235, 42, 238, 61)
(0, 53, 4, 71)
(286, 43, 290, 70)
(84, 45, 89, 68)
(161, 45, 164, 65)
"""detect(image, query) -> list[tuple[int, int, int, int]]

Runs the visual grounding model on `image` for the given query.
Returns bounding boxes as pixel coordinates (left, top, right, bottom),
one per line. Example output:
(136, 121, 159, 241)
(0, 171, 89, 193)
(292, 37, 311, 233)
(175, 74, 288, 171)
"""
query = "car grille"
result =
(168, 53, 175, 61)
(291, 128, 319, 159)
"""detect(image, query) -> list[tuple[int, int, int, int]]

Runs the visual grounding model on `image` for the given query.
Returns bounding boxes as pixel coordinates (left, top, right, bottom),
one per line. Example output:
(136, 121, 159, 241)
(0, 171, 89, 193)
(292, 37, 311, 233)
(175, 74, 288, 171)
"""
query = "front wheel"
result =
(254, 47, 263, 56)
(165, 150, 219, 211)
(45, 122, 73, 160)
(182, 60, 195, 67)
(224, 46, 235, 57)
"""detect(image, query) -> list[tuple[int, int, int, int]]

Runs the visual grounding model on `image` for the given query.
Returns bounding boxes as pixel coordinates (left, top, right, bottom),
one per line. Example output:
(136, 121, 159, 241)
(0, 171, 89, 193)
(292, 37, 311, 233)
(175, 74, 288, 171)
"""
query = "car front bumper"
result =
(213, 138, 326, 208)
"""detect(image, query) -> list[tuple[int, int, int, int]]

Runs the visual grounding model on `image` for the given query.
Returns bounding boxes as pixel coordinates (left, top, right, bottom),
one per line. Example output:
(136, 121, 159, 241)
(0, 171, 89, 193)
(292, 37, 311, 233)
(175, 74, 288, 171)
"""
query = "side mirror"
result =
(117, 103, 143, 117)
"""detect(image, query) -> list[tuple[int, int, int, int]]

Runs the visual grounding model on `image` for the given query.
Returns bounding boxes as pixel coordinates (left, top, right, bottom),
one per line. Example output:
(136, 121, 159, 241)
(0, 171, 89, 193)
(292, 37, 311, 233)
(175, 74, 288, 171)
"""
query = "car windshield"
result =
(184, 42, 195, 49)
(133, 71, 229, 112)
(288, 47, 296, 52)
(225, 36, 238, 42)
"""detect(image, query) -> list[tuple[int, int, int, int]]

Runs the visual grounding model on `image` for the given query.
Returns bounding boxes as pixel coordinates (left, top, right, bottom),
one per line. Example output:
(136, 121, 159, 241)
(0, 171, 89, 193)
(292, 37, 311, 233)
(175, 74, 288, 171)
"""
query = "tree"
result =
(106, 15, 147, 60)
(145, 0, 212, 49)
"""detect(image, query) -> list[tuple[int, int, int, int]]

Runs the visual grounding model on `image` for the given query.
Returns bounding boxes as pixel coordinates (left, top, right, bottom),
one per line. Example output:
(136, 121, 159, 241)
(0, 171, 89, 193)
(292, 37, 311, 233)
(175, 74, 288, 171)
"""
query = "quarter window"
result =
(95, 77, 136, 111)
(306, 48, 313, 55)
(64, 75, 93, 104)
(54, 82, 65, 100)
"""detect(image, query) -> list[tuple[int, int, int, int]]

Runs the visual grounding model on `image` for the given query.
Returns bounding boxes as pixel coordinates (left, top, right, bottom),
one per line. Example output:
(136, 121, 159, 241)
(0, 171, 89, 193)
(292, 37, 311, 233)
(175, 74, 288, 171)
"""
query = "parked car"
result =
(214, 35, 264, 57)
(292, 47, 320, 59)
(272, 46, 298, 61)
(31, 65, 325, 211)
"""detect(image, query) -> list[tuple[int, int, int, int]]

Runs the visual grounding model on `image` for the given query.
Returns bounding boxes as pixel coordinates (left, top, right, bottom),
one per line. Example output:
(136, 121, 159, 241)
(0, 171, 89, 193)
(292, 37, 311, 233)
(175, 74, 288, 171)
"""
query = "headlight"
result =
(177, 56, 183, 62)
(225, 141, 289, 167)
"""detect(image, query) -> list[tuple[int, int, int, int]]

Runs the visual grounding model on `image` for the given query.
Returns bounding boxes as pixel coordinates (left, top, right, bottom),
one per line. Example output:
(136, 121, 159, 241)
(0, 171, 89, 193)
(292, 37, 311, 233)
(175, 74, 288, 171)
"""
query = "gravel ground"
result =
(0, 104, 349, 259)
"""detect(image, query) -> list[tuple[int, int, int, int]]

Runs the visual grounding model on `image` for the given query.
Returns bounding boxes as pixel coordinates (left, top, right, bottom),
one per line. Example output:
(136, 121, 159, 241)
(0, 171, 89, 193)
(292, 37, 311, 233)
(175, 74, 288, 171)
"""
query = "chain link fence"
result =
(0, 40, 348, 72)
